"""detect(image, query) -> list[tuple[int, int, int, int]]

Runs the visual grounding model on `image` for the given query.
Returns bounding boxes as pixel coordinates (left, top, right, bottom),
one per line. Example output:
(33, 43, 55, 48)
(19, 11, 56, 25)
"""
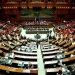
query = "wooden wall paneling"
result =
(9, 16, 17, 23)
(20, 3, 27, 8)
(4, 8, 19, 15)
(30, 70, 38, 73)
(9, 9, 14, 14)
(72, 9, 75, 14)
(57, 16, 61, 24)
(1, 0, 75, 23)
(64, 15, 72, 21)
(2, 0, 5, 3)
(64, 9, 68, 14)
(15, 9, 20, 14)
(30, 0, 32, 2)
(54, 9, 58, 14)
(57, 9, 61, 14)
(68, 0, 71, 3)
(47, 3, 53, 7)
(29, 2, 46, 8)
(13, 9, 17, 14)
(63, 9, 65, 14)
(58, 9, 62, 14)
(4, 9, 10, 14)
(0, 14, 8, 21)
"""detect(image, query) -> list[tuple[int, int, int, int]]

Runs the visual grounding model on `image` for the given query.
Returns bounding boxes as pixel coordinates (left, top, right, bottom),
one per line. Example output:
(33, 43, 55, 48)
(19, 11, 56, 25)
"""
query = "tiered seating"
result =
(45, 20, 75, 74)
(1, 19, 75, 75)
(41, 42, 75, 74)
(0, 20, 38, 74)
(0, 41, 38, 74)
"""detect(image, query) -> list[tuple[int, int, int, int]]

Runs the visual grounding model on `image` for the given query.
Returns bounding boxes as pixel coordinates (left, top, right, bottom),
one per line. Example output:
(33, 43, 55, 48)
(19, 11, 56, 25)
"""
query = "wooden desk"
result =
(0, 65, 38, 73)
(46, 67, 61, 72)
(65, 50, 74, 56)
(63, 56, 75, 62)
(0, 65, 9, 71)
(42, 46, 49, 49)
(3, 41, 9, 47)
(26, 24, 49, 28)
(13, 50, 37, 55)
(18, 40, 27, 43)
(42, 47, 59, 51)
(68, 44, 75, 50)
(14, 54, 37, 59)
(54, 39, 63, 45)
(12, 47, 74, 60)
(43, 50, 74, 59)
(52, 40, 57, 44)
(0, 46, 9, 51)
(0, 50, 3, 53)
(43, 50, 59, 55)
(59, 40, 67, 46)
(4, 52, 37, 59)
(0, 55, 38, 73)
(42, 45, 49, 47)
(30, 69, 38, 73)
(59, 39, 64, 43)
(12, 59, 37, 65)
(0, 37, 2, 41)
(44, 55, 55, 59)
(45, 55, 75, 65)
(10, 42, 16, 46)
(49, 39, 54, 43)
(63, 41, 72, 48)
(0, 55, 75, 73)
(13, 48, 37, 52)
(41, 42, 49, 45)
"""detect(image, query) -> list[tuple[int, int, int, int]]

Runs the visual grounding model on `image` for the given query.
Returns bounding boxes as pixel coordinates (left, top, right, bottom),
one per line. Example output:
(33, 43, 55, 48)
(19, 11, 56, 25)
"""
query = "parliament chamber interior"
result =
(0, 0, 75, 75)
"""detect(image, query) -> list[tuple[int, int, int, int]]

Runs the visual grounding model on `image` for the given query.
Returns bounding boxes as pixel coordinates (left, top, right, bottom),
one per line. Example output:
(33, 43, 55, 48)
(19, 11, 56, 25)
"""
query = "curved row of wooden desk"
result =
(13, 50, 37, 55)
(0, 65, 38, 73)
(49, 39, 75, 50)
(0, 45, 37, 52)
(44, 55, 75, 65)
(42, 47, 59, 52)
(41, 41, 75, 73)
(0, 38, 75, 74)
(0, 54, 75, 73)
(0, 40, 38, 73)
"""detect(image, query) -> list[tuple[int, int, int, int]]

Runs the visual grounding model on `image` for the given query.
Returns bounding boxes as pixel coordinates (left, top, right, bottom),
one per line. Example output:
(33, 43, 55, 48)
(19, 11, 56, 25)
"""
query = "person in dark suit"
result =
(28, 62, 33, 69)
(56, 70, 63, 75)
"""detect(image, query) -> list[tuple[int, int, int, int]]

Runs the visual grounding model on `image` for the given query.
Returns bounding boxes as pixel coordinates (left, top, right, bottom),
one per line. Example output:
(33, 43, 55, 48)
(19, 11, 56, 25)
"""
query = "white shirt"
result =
(58, 59, 63, 66)
(70, 54, 74, 57)
(9, 53, 14, 58)
(3, 35, 6, 39)
(18, 48, 21, 51)
(62, 67, 69, 73)
(21, 46, 26, 51)
(57, 54, 62, 59)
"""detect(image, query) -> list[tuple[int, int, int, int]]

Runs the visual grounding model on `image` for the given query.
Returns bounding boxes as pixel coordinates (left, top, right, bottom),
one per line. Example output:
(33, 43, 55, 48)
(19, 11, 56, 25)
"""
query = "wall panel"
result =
(0, 0, 75, 24)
